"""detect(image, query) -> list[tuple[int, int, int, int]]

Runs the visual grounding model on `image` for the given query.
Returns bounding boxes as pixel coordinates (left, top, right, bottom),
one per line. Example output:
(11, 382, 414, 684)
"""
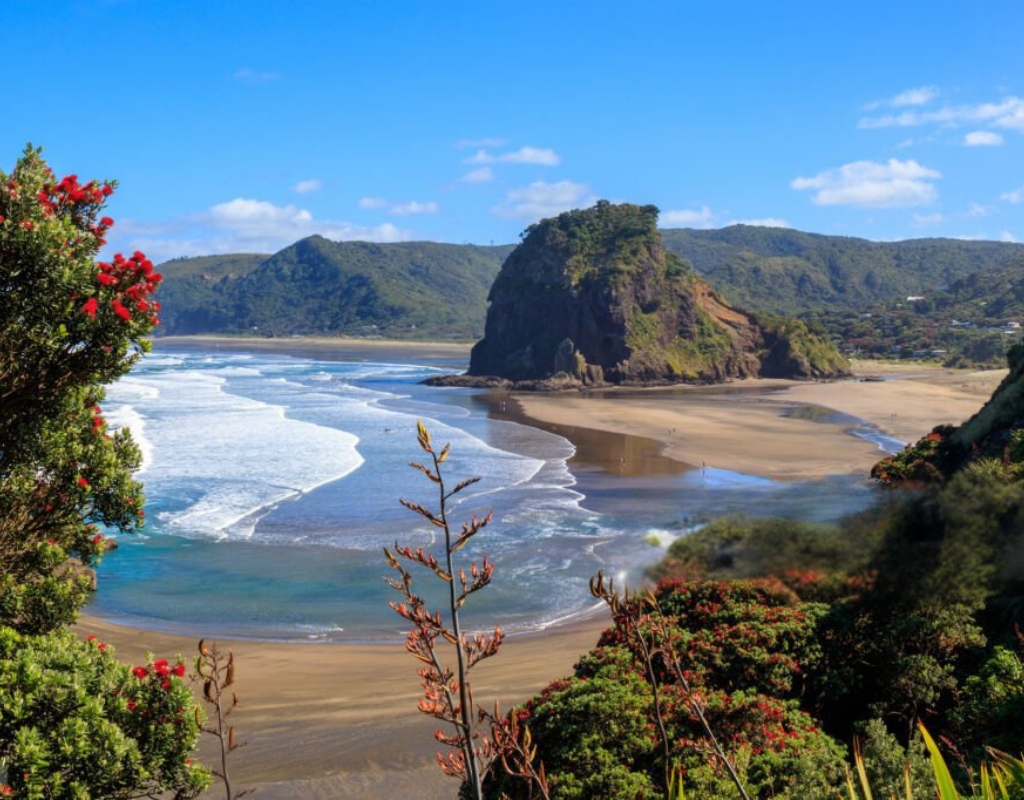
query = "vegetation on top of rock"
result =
(469, 202, 850, 384)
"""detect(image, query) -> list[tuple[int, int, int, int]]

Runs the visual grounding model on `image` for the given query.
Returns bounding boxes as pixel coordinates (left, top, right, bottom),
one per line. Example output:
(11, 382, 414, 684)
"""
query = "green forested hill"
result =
(155, 253, 267, 334)
(660, 226, 1024, 314)
(156, 238, 513, 339)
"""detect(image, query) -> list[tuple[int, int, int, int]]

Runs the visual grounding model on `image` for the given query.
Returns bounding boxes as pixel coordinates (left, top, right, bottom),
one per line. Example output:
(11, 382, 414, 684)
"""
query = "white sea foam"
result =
(106, 367, 364, 539)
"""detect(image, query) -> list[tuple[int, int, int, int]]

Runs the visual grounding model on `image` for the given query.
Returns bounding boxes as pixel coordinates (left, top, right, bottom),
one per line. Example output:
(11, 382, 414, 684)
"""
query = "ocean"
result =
(89, 342, 882, 642)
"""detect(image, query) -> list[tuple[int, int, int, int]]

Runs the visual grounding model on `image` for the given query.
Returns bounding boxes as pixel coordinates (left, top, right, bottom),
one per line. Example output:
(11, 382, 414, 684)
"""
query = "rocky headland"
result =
(430, 201, 849, 389)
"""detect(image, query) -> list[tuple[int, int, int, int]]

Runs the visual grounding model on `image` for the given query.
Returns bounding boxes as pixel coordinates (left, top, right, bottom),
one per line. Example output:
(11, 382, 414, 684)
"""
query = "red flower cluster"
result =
(89, 251, 162, 326)
(91, 404, 105, 434)
(37, 174, 113, 213)
(132, 659, 187, 691)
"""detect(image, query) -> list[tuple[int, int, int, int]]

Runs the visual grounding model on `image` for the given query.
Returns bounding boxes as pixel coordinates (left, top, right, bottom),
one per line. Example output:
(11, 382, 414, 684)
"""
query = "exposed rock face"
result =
(468, 202, 849, 385)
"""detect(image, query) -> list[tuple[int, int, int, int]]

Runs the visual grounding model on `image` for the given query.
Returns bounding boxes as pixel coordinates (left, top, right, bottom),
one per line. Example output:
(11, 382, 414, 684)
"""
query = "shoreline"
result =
(75, 611, 607, 799)
(78, 341, 1008, 796)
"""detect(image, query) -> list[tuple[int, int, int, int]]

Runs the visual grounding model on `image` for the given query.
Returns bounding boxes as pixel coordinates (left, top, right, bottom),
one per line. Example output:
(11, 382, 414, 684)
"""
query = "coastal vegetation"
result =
(0, 147, 208, 796)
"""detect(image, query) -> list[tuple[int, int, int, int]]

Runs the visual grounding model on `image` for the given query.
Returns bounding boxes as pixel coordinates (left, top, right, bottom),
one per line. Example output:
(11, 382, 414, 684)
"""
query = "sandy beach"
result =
(515, 361, 1007, 480)
(75, 344, 1008, 797)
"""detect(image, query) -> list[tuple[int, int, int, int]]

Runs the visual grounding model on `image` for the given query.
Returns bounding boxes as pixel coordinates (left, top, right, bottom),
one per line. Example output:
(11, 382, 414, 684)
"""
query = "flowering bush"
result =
(0, 146, 210, 796)
(0, 626, 209, 798)
(0, 145, 156, 633)
(486, 580, 846, 799)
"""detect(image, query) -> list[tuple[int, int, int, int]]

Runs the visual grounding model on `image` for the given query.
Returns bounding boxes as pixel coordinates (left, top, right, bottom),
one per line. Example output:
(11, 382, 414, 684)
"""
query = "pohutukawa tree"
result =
(0, 145, 161, 633)
(0, 145, 208, 797)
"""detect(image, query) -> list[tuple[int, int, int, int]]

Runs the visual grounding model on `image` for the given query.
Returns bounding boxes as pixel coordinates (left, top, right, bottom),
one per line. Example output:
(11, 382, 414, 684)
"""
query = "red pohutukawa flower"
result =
(81, 297, 98, 318)
(77, 476, 89, 488)
(111, 299, 131, 321)
(131, 666, 148, 679)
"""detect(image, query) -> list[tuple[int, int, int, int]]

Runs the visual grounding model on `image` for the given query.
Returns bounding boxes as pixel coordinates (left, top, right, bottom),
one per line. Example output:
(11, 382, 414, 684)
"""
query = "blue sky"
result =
(4, 1, 1024, 262)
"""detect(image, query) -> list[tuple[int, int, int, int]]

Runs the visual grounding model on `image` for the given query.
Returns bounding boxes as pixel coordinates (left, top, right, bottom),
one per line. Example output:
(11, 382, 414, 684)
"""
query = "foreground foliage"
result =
(0, 146, 207, 796)
(490, 453, 1024, 796)
(0, 628, 208, 798)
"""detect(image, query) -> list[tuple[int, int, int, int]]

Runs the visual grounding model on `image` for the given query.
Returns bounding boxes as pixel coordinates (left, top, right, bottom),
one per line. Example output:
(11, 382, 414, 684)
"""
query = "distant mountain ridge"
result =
(660, 226, 1024, 314)
(153, 224, 1024, 342)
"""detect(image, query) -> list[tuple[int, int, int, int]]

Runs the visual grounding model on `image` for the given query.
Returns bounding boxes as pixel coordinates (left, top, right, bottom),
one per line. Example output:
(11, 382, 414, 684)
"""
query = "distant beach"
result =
(78, 339, 1008, 798)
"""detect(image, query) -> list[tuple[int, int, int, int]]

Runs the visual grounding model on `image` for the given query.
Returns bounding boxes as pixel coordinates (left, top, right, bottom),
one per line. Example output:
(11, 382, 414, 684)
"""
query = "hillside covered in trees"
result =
(660, 226, 1024, 315)
(156, 239, 513, 340)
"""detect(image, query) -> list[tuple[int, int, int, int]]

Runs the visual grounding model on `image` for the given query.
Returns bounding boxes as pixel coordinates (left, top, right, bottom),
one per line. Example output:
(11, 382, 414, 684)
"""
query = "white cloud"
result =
(233, 67, 281, 84)
(389, 201, 439, 216)
(864, 86, 939, 111)
(964, 130, 1003, 146)
(912, 213, 945, 227)
(791, 159, 941, 207)
(891, 86, 939, 107)
(1001, 187, 1024, 204)
(660, 206, 715, 227)
(464, 146, 561, 166)
(727, 217, 791, 229)
(454, 137, 507, 149)
(967, 202, 995, 217)
(358, 196, 388, 209)
(293, 179, 323, 194)
(859, 96, 1024, 131)
(114, 199, 411, 263)
(500, 146, 561, 166)
(459, 167, 494, 183)
(1000, 230, 1018, 243)
(492, 181, 597, 220)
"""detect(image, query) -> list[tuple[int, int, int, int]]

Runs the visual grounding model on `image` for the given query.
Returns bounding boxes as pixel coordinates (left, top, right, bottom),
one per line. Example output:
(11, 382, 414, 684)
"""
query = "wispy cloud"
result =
(792, 159, 941, 208)
(891, 86, 940, 107)
(115, 198, 410, 262)
(1001, 186, 1024, 204)
(390, 201, 439, 216)
(465, 146, 561, 166)
(1000, 231, 1018, 243)
(660, 206, 714, 228)
(293, 179, 322, 194)
(459, 167, 494, 183)
(233, 67, 281, 84)
(964, 130, 1003, 146)
(492, 181, 597, 220)
(858, 96, 1024, 131)
(358, 197, 388, 209)
(864, 86, 939, 111)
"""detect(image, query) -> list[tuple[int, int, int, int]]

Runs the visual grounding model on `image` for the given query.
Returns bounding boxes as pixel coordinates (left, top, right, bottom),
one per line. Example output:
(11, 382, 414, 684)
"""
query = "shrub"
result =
(0, 626, 209, 798)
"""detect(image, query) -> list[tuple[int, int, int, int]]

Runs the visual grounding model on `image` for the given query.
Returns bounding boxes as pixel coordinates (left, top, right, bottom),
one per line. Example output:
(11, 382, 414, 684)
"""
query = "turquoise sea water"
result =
(88, 343, 884, 642)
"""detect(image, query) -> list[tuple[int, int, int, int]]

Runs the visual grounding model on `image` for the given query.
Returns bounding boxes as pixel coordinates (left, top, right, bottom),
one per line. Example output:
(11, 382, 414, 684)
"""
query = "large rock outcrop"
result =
(468, 202, 849, 385)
